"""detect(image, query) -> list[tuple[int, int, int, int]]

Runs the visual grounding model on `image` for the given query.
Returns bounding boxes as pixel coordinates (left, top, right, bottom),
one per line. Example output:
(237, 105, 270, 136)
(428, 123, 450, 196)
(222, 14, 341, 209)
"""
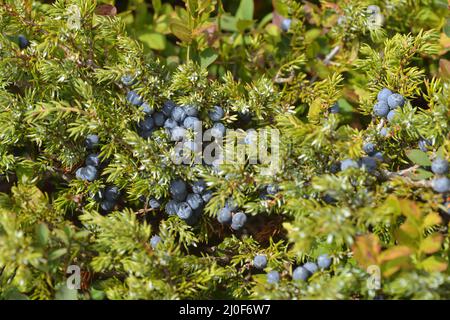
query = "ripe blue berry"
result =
(281, 18, 292, 32)
(266, 271, 280, 284)
(126, 90, 143, 106)
(266, 184, 279, 195)
(211, 155, 224, 169)
(192, 180, 206, 194)
(360, 156, 377, 172)
(153, 112, 166, 127)
(367, 5, 381, 15)
(323, 194, 336, 204)
(231, 212, 247, 230)
(340, 159, 359, 171)
(86, 153, 100, 167)
(225, 198, 238, 212)
(431, 158, 449, 175)
(238, 111, 253, 124)
(443, 202, 450, 217)
(377, 88, 393, 102)
(171, 126, 187, 142)
(18, 35, 30, 49)
(185, 212, 200, 226)
(303, 262, 318, 274)
(164, 118, 177, 130)
(141, 102, 153, 114)
(363, 142, 376, 156)
(292, 266, 310, 281)
(244, 130, 257, 145)
(84, 165, 98, 181)
(91, 190, 104, 202)
(329, 102, 340, 114)
(104, 186, 120, 201)
(171, 147, 186, 165)
(317, 254, 332, 269)
(217, 207, 232, 224)
(387, 109, 397, 122)
(173, 190, 187, 202)
(138, 116, 155, 131)
(148, 198, 161, 209)
(337, 16, 346, 25)
(431, 177, 450, 193)
(202, 190, 213, 203)
(259, 190, 269, 200)
(373, 152, 384, 162)
(418, 139, 431, 152)
(162, 101, 176, 117)
(387, 93, 405, 109)
(330, 162, 341, 173)
(100, 200, 115, 212)
(150, 235, 161, 249)
(186, 193, 203, 210)
(170, 179, 187, 197)
(184, 140, 202, 153)
(184, 105, 198, 117)
(165, 200, 180, 215)
(171, 106, 187, 123)
(76, 165, 97, 182)
(75, 167, 84, 180)
(85, 134, 99, 149)
(120, 74, 134, 86)
(183, 116, 201, 130)
(211, 122, 226, 138)
(177, 202, 193, 220)
(139, 128, 154, 139)
(209, 106, 224, 122)
(253, 255, 268, 269)
(373, 101, 389, 117)
(379, 127, 388, 137)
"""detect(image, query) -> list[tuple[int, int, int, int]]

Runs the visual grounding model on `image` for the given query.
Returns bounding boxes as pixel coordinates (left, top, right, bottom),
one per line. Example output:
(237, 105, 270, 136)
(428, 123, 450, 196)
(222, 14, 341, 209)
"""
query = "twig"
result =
(384, 165, 420, 178)
(383, 165, 431, 188)
(310, 45, 340, 83)
(323, 45, 340, 66)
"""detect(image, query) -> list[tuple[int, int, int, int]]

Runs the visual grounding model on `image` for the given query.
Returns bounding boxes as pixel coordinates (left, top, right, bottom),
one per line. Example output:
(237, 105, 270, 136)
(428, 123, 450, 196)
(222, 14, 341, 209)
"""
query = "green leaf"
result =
(307, 98, 323, 123)
(305, 29, 322, 43)
(379, 246, 412, 263)
(36, 223, 49, 246)
(49, 248, 67, 261)
(420, 256, 448, 272)
(273, 0, 289, 17)
(337, 98, 353, 113)
(54, 229, 70, 246)
(352, 234, 381, 268)
(170, 20, 192, 42)
(90, 288, 106, 300)
(200, 48, 218, 68)
(152, 0, 162, 13)
(134, 3, 149, 29)
(405, 149, 432, 166)
(138, 32, 167, 50)
(220, 15, 238, 32)
(55, 283, 78, 300)
(4, 288, 29, 300)
(257, 13, 273, 29)
(436, 145, 445, 158)
(410, 168, 434, 180)
(419, 233, 443, 254)
(236, 0, 254, 21)
(444, 18, 450, 37)
(236, 19, 254, 32)
(422, 212, 442, 229)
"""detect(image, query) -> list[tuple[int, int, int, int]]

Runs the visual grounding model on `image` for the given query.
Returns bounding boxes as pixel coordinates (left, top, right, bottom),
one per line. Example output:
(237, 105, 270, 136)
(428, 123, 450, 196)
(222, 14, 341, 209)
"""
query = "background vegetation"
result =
(0, 0, 449, 299)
